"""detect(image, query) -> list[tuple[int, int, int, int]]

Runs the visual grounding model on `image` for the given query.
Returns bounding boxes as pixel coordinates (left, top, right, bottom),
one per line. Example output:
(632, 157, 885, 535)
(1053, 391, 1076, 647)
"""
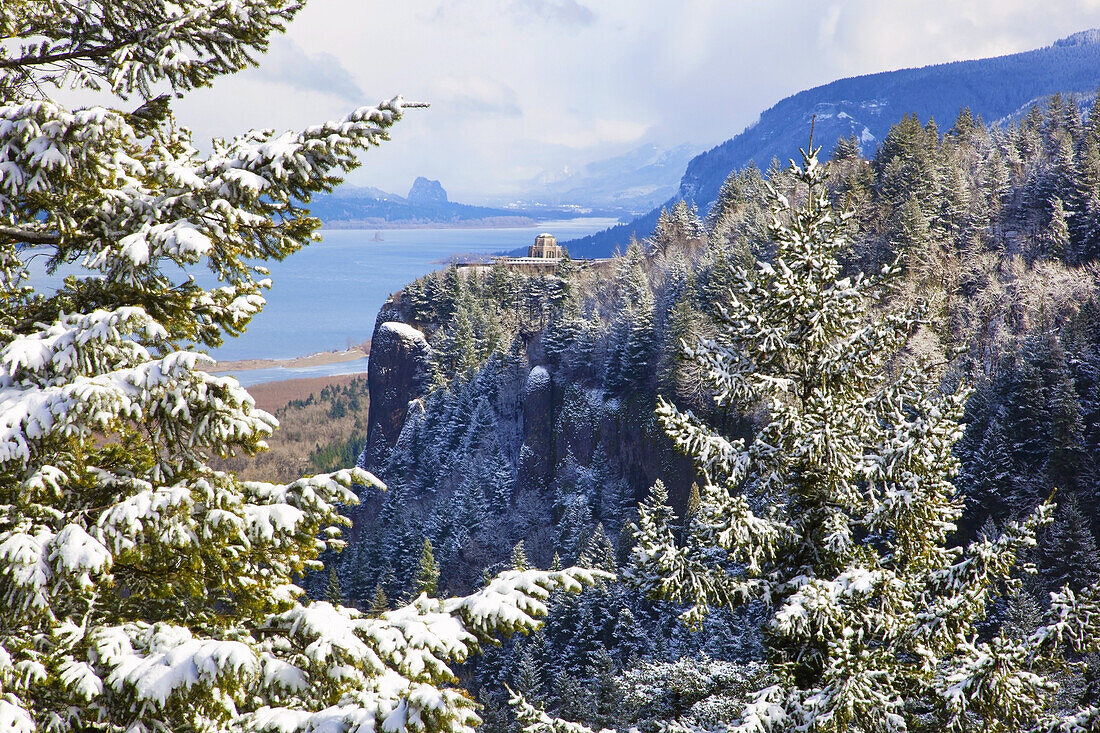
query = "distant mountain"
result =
(307, 182, 535, 228)
(512, 143, 701, 213)
(407, 176, 448, 204)
(310, 178, 628, 228)
(563, 29, 1100, 258)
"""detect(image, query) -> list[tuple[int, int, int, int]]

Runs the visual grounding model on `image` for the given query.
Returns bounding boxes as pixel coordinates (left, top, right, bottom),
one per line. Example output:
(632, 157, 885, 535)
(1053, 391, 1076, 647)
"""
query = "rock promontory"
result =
(406, 176, 448, 204)
(360, 320, 433, 468)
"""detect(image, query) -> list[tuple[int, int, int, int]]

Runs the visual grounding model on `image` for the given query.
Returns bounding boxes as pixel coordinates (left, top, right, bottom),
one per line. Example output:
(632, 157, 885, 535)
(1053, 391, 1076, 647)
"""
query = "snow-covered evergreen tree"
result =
(0, 3, 605, 730)
(627, 144, 1100, 732)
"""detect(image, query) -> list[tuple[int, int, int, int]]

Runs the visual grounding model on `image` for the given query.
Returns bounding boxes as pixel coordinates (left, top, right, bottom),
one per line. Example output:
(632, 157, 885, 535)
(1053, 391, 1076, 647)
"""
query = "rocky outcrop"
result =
(360, 320, 433, 468)
(406, 176, 448, 204)
(517, 366, 554, 490)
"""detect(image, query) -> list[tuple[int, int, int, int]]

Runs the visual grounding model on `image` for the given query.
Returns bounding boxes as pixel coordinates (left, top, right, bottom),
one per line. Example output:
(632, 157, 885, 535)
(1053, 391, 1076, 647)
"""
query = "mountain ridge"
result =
(561, 29, 1100, 257)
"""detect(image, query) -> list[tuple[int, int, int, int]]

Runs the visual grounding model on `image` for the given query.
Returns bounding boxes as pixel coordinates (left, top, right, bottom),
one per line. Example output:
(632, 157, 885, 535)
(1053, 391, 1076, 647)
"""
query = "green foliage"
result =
(350, 98, 1100, 733)
(512, 541, 529, 571)
(325, 567, 344, 605)
(309, 430, 368, 473)
(629, 145, 1100, 732)
(417, 537, 441, 597)
(369, 583, 390, 616)
(0, 2, 614, 731)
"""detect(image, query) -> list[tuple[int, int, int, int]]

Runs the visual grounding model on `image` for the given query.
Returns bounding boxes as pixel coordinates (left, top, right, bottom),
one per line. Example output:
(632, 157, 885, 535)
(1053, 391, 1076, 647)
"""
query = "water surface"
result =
(212, 218, 617, 361)
(24, 218, 618, 367)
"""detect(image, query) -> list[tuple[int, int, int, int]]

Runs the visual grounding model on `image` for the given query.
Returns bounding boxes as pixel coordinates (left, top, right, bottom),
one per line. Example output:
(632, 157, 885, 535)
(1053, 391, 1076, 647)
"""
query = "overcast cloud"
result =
(251, 36, 366, 103)
(174, 1, 1100, 202)
(510, 0, 596, 27)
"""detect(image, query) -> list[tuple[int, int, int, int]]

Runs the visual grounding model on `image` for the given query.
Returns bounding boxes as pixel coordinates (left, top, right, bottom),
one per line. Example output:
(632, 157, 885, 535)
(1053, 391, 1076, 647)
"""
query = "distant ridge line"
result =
(561, 28, 1100, 259)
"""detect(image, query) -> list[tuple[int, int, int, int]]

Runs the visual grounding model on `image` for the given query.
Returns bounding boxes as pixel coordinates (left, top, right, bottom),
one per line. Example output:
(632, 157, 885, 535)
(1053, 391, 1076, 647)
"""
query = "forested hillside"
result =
(326, 95, 1100, 730)
(564, 30, 1100, 257)
(9, 0, 1099, 728)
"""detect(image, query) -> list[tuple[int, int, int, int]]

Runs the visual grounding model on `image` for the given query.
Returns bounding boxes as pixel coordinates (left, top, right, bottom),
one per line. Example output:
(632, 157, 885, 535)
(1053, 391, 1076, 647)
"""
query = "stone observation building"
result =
(456, 233, 613, 276)
(528, 233, 563, 258)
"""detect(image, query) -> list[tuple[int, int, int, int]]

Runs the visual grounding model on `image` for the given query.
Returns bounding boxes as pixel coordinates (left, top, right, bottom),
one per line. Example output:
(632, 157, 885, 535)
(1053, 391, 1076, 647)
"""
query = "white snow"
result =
(0, 699, 35, 733)
(526, 366, 550, 392)
(52, 524, 112, 586)
(58, 658, 105, 700)
(378, 322, 426, 344)
(99, 624, 258, 706)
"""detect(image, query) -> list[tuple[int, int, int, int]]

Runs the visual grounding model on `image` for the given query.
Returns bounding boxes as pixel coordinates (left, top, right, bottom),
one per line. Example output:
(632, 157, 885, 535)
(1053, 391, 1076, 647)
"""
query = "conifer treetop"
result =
(626, 145, 1100, 732)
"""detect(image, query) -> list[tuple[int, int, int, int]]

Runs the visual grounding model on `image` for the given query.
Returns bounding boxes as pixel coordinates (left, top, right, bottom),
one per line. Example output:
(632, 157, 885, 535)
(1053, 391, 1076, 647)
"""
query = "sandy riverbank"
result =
(212, 342, 369, 373)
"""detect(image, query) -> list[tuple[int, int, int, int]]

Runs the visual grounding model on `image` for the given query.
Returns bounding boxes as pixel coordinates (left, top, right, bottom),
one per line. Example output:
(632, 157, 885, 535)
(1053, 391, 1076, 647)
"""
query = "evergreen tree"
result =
(1002, 587, 1044, 639)
(416, 537, 442, 597)
(625, 145, 1100, 732)
(1047, 196, 1072, 260)
(964, 415, 1018, 525)
(513, 644, 544, 704)
(875, 113, 941, 211)
(1038, 494, 1100, 594)
(949, 107, 980, 141)
(580, 524, 618, 573)
(457, 464, 490, 533)
(891, 194, 933, 265)
(620, 292, 658, 392)
(832, 134, 863, 162)
(369, 583, 391, 617)
(557, 496, 594, 564)
(0, 3, 611, 731)
(982, 146, 1011, 221)
(325, 567, 344, 606)
(1044, 339, 1087, 492)
(652, 201, 704, 258)
(512, 540, 529, 571)
(587, 649, 624, 730)
(487, 443, 517, 512)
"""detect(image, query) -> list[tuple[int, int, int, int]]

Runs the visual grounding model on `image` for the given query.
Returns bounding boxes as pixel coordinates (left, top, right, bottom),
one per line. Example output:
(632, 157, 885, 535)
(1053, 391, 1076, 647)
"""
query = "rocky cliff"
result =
(342, 254, 703, 600)
(360, 317, 433, 469)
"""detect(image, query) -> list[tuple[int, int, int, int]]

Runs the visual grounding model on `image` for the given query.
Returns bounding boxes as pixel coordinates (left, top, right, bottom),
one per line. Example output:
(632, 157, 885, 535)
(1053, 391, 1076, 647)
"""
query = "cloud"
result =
(250, 36, 365, 103)
(818, 4, 842, 46)
(194, 0, 1100, 202)
(510, 0, 596, 27)
(429, 76, 523, 117)
(537, 118, 650, 148)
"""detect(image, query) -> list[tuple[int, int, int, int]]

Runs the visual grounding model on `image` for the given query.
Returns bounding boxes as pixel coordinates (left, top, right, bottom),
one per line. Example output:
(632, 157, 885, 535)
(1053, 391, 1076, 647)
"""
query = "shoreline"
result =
(244, 373, 365, 413)
(212, 342, 369, 373)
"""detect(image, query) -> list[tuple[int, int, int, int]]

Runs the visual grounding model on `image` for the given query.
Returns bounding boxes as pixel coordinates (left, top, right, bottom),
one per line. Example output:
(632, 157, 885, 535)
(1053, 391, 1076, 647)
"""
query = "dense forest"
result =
(14, 0, 1100, 729)
(319, 94, 1100, 731)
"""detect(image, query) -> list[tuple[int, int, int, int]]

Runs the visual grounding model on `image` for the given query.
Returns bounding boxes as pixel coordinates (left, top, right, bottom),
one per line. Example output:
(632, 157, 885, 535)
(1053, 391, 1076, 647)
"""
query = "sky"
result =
(175, 0, 1100, 203)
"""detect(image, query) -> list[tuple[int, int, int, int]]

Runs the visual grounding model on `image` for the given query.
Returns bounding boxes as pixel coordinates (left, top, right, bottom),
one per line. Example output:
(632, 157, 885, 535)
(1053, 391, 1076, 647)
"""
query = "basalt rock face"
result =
(359, 318, 433, 470)
(516, 366, 554, 491)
